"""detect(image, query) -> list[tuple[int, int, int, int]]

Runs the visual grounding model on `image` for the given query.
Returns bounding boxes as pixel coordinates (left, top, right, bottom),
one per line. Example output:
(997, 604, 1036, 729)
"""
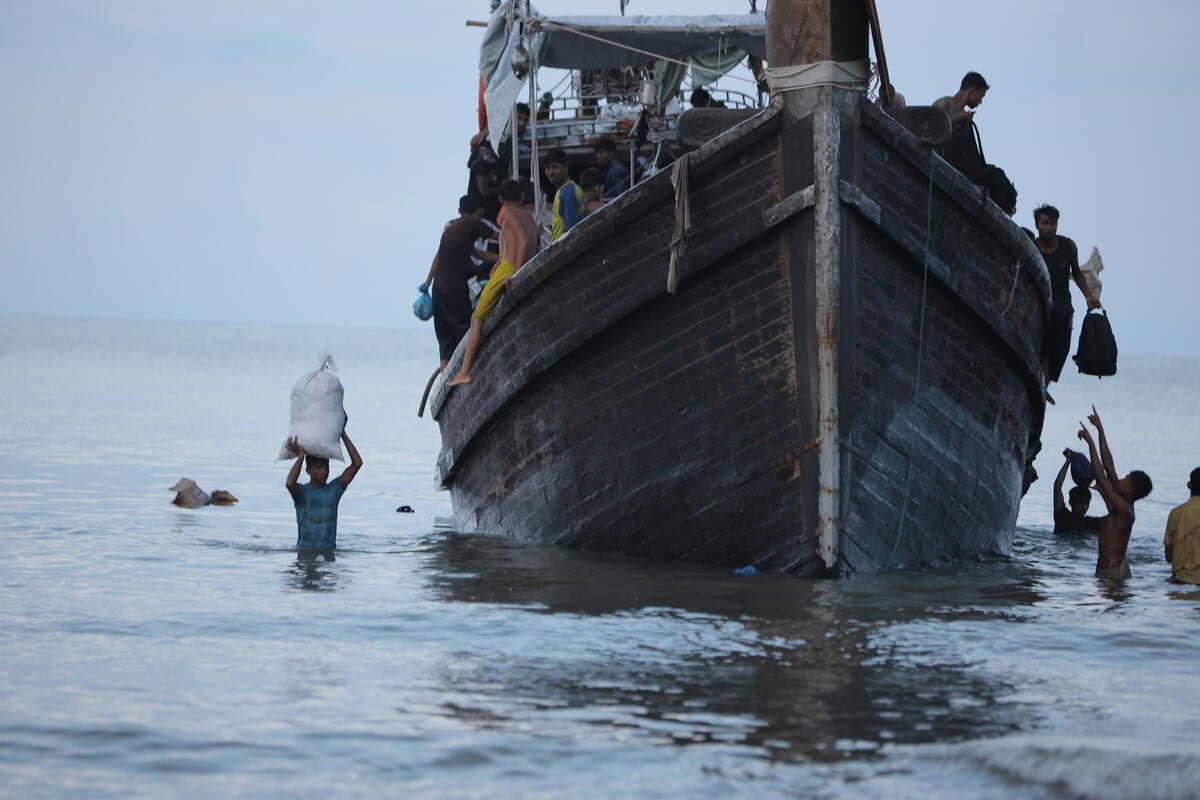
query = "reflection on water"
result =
(284, 552, 347, 592)
(422, 533, 1039, 764)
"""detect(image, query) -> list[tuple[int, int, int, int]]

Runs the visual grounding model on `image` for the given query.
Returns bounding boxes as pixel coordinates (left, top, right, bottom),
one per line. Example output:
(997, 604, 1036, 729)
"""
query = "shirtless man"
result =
(446, 178, 537, 386)
(1076, 407, 1153, 579)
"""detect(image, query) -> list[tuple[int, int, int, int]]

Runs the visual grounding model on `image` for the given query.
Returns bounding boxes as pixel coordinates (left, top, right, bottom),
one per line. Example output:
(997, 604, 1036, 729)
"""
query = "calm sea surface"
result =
(1, 315, 1198, 799)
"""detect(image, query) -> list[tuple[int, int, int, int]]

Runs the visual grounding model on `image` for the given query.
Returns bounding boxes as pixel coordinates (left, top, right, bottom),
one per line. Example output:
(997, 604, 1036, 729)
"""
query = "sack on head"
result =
(276, 353, 346, 462)
(1072, 309, 1118, 377)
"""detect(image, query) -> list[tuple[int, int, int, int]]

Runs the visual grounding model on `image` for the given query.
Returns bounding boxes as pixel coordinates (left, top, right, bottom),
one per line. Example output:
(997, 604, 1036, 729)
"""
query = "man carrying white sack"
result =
(284, 413, 363, 558)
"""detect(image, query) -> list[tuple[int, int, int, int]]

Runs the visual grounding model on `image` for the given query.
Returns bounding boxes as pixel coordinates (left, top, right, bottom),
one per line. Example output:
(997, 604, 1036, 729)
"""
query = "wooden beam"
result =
(765, 0, 868, 66)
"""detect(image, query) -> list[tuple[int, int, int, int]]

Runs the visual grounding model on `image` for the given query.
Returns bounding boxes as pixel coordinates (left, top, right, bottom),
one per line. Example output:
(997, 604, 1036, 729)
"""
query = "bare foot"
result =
(445, 373, 472, 387)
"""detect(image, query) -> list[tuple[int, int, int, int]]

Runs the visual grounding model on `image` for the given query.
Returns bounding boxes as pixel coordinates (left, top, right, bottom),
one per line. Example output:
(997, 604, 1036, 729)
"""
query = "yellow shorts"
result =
(473, 259, 517, 320)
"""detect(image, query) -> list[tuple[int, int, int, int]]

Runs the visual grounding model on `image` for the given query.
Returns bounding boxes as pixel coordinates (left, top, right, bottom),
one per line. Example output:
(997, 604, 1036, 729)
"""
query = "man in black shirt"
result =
(1052, 448, 1103, 534)
(1033, 204, 1101, 402)
(425, 195, 499, 368)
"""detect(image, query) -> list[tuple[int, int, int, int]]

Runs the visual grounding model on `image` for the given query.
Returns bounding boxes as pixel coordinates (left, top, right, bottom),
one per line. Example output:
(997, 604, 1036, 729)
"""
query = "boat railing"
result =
(529, 83, 760, 151)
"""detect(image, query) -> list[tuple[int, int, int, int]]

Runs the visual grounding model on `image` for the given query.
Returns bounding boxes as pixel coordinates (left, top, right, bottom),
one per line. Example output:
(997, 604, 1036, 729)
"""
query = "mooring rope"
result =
(886, 150, 935, 568)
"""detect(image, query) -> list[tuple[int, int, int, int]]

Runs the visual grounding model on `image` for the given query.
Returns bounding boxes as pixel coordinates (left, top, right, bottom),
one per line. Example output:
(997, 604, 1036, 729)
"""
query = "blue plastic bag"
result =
(1067, 448, 1094, 487)
(413, 284, 432, 321)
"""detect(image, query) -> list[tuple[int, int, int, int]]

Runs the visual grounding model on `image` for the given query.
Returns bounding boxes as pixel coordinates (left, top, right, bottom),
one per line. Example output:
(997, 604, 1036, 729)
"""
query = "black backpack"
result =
(1073, 309, 1118, 377)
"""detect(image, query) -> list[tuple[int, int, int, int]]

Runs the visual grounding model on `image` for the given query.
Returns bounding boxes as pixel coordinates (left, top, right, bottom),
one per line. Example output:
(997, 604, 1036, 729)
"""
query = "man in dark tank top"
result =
(1032, 204, 1101, 402)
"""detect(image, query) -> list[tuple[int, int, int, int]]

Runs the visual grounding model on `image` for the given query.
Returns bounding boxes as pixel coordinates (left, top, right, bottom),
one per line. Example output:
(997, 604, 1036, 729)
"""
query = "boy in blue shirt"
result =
(284, 414, 363, 558)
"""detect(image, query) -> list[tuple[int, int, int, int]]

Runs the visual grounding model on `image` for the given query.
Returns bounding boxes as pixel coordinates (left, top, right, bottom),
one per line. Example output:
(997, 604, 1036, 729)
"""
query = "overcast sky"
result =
(2, 1, 1196, 355)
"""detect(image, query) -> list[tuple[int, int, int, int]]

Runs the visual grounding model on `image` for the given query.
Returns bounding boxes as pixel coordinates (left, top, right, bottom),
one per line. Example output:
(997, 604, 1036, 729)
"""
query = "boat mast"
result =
(765, 0, 867, 67)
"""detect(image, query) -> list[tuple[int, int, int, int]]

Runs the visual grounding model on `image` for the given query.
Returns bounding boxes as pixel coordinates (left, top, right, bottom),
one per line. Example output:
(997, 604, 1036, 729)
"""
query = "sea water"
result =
(1, 315, 1198, 799)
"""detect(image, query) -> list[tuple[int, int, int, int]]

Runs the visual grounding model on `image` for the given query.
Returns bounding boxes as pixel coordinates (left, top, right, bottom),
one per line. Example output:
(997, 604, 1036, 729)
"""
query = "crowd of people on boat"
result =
(421, 87, 719, 386)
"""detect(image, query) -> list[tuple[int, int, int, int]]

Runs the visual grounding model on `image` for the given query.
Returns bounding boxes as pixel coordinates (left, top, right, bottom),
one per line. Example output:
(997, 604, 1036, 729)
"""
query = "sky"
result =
(2, 0, 1197, 355)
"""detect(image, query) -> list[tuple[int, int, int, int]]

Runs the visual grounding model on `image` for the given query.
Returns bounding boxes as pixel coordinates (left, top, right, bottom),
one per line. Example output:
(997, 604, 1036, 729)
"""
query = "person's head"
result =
(580, 167, 605, 200)
(1120, 470, 1153, 502)
(690, 87, 713, 108)
(1068, 485, 1092, 515)
(960, 71, 989, 107)
(544, 149, 569, 187)
(305, 455, 330, 487)
(515, 102, 530, 133)
(459, 194, 483, 216)
(1033, 204, 1060, 239)
(1189, 467, 1200, 496)
(497, 177, 524, 206)
(593, 137, 617, 167)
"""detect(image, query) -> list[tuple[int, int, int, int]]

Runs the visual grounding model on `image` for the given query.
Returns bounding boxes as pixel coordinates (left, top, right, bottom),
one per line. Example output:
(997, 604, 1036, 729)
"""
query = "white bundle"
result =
(1080, 246, 1104, 302)
(276, 353, 345, 462)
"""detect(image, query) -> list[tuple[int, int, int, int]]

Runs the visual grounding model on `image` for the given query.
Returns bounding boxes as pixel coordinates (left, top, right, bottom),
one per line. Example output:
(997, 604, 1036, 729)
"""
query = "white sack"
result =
(1080, 246, 1104, 302)
(277, 353, 345, 462)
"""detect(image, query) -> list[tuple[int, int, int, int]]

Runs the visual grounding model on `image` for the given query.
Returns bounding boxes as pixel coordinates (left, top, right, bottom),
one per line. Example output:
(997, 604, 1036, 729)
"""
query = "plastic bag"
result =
(1079, 246, 1104, 303)
(276, 353, 345, 461)
(1072, 310, 1118, 377)
(1066, 449, 1095, 487)
(413, 284, 433, 321)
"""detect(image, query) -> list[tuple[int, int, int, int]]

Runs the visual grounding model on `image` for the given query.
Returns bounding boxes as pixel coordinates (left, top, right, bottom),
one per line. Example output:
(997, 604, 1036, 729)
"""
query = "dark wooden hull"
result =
(431, 88, 1050, 576)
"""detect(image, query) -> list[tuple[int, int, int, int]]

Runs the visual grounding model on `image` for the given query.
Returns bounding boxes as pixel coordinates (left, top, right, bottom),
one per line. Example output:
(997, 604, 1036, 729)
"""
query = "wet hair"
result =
(580, 167, 606, 193)
(1129, 470, 1153, 502)
(960, 71, 990, 91)
(459, 194, 483, 214)
(515, 102, 530, 117)
(544, 148, 568, 168)
(690, 87, 712, 107)
(1068, 486, 1091, 506)
(593, 137, 617, 154)
(305, 455, 329, 471)
(1033, 204, 1060, 223)
(497, 177, 523, 202)
(1190, 467, 1200, 495)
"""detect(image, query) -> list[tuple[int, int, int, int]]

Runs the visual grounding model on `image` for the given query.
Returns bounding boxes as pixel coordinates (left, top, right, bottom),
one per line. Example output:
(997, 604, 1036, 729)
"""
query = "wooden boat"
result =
(430, 1, 1050, 576)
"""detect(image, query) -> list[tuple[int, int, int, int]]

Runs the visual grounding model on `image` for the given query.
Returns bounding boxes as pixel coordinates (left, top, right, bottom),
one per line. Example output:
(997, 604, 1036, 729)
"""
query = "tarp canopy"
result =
(480, 3, 765, 147)
(532, 15, 767, 70)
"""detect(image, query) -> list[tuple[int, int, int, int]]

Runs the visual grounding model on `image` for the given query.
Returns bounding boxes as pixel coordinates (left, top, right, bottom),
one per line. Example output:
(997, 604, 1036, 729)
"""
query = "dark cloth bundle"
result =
(943, 121, 1017, 215)
(1073, 309, 1118, 377)
(1066, 449, 1095, 487)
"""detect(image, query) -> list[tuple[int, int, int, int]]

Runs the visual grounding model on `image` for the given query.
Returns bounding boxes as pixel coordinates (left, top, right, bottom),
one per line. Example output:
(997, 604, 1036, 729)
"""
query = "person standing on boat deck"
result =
(545, 149, 584, 241)
(933, 71, 988, 130)
(1031, 205, 1101, 403)
(580, 168, 607, 215)
(1052, 448, 1103, 534)
(446, 179, 538, 387)
(425, 195, 499, 369)
(1077, 407, 1153, 579)
(1164, 467, 1200, 584)
(593, 138, 630, 198)
(284, 415, 363, 560)
(468, 141, 505, 221)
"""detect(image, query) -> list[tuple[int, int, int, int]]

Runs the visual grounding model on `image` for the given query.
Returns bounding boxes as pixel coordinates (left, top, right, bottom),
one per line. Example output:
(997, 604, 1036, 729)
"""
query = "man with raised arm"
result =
(1052, 448, 1103, 534)
(284, 413, 363, 558)
(1076, 407, 1153, 579)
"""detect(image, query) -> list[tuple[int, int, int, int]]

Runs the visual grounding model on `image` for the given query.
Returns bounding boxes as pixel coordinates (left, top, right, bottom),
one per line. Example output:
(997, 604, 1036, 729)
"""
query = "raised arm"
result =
(1079, 424, 1127, 517)
(1053, 450, 1071, 511)
(338, 415, 363, 489)
(284, 436, 304, 499)
(1068, 241, 1100, 310)
(1087, 406, 1118, 484)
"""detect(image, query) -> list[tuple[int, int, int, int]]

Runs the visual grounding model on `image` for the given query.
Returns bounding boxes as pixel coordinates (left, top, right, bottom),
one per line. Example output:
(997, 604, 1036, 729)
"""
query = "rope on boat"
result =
(886, 150, 935, 568)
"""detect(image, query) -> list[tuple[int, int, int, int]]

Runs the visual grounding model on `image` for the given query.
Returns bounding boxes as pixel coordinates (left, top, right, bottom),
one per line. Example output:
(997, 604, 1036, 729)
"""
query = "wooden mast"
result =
(765, 0, 868, 67)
